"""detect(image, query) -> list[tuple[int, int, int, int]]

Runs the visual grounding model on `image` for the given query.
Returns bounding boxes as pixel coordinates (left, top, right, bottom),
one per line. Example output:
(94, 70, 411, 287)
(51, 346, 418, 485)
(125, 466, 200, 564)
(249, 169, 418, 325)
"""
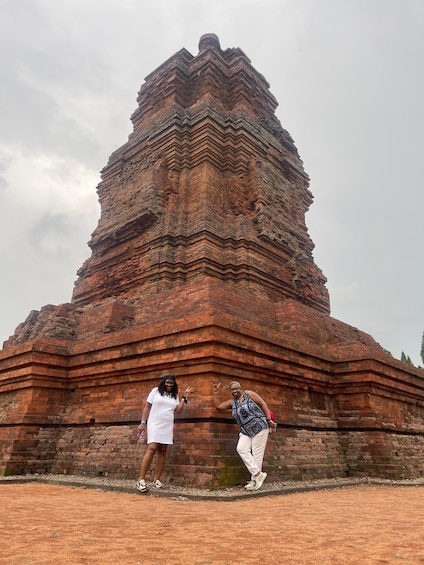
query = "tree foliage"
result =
(401, 351, 413, 365)
(421, 331, 424, 365)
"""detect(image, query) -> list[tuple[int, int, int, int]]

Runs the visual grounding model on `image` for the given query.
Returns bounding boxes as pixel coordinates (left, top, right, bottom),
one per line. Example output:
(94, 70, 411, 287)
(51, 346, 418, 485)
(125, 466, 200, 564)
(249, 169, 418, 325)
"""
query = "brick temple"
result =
(1, 34, 424, 486)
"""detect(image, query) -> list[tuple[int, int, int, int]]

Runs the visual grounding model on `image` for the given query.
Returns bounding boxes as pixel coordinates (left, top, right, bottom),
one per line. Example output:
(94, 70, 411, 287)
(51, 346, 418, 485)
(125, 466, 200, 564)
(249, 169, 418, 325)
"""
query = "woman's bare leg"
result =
(138, 443, 158, 479)
(153, 445, 168, 481)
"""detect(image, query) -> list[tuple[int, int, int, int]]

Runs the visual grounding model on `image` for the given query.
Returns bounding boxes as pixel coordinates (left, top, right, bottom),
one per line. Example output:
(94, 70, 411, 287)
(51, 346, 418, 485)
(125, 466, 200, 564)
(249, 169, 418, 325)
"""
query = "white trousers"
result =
(236, 428, 269, 477)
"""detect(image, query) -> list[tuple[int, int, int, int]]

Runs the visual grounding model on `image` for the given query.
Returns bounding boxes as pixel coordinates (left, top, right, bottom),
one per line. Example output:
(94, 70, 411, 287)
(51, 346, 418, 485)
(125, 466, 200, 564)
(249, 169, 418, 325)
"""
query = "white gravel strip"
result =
(2, 474, 424, 501)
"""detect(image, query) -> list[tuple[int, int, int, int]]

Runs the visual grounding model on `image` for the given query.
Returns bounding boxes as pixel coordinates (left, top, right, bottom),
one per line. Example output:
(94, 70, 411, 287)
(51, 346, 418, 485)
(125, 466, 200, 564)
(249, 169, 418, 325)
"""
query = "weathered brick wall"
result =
(2, 323, 424, 484)
(47, 425, 140, 478)
(23, 420, 424, 485)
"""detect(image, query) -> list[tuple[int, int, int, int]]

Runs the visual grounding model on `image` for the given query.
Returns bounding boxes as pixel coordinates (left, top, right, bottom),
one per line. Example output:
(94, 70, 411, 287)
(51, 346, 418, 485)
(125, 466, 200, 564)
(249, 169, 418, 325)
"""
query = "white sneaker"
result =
(244, 479, 255, 490)
(153, 480, 163, 489)
(136, 479, 148, 492)
(253, 472, 267, 491)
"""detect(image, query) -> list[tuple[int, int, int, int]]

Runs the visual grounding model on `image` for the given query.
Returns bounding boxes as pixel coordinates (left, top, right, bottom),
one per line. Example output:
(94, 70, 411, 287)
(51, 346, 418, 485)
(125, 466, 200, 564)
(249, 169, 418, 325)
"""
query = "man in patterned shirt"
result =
(212, 381, 276, 490)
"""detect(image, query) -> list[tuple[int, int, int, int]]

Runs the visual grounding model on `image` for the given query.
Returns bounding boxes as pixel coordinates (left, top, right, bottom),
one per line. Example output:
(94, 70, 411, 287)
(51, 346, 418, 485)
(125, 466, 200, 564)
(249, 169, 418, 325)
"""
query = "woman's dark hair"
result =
(158, 373, 178, 399)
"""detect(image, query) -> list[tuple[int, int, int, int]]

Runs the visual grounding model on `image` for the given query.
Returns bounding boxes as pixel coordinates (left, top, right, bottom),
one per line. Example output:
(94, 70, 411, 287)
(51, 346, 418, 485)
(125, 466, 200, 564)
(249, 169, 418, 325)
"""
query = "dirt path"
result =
(2, 483, 424, 564)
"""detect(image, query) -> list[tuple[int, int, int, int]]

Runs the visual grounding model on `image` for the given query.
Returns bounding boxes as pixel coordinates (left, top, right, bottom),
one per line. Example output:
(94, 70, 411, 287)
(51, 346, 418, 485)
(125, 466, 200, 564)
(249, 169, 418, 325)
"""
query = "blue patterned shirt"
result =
(231, 392, 268, 437)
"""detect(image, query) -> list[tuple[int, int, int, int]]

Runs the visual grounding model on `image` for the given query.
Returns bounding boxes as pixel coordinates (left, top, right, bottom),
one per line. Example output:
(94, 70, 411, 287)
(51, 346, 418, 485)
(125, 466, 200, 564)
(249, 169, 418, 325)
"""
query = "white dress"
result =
(146, 387, 179, 444)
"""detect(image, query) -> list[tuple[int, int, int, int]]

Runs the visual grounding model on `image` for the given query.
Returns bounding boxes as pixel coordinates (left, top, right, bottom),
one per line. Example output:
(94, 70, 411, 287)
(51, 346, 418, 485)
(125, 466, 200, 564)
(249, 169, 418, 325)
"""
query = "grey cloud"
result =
(0, 0, 423, 364)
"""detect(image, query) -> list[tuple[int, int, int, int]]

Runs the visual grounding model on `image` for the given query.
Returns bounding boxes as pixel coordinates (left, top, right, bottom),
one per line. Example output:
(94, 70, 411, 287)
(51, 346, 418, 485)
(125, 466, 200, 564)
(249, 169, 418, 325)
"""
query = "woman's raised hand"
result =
(184, 386, 195, 397)
(212, 382, 221, 393)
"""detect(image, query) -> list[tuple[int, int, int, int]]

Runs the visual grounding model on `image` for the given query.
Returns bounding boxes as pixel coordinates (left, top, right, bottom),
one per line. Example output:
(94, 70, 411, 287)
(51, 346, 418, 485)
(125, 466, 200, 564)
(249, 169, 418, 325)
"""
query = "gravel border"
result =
(2, 474, 424, 501)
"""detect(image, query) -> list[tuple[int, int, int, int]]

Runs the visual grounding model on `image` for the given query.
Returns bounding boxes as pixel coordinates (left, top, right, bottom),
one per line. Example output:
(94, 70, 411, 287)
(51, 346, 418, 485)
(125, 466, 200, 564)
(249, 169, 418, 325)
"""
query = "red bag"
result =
(269, 410, 277, 433)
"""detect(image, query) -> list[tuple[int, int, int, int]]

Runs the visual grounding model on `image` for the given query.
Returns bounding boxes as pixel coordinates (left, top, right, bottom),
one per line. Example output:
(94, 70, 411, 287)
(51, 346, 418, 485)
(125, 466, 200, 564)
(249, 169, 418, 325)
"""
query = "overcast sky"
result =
(1, 0, 423, 365)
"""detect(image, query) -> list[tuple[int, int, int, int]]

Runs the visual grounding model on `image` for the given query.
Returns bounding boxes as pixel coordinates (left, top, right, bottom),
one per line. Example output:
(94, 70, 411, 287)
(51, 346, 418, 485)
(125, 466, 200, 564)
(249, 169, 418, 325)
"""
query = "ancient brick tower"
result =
(1, 35, 424, 486)
(72, 32, 329, 319)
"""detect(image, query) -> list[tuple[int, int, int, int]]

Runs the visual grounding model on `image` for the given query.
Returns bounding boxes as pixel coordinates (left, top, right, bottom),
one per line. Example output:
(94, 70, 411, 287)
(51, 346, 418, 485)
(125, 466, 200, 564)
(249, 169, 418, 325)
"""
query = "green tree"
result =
(421, 331, 424, 365)
(401, 351, 413, 365)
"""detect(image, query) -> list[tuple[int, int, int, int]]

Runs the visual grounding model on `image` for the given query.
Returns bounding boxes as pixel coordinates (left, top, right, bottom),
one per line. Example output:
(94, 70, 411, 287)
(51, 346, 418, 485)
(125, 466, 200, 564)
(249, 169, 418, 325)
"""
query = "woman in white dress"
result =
(136, 373, 194, 492)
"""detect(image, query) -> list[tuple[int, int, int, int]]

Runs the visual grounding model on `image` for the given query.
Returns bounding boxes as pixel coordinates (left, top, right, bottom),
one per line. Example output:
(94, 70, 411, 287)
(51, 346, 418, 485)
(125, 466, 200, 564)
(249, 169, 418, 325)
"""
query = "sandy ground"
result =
(2, 481, 424, 565)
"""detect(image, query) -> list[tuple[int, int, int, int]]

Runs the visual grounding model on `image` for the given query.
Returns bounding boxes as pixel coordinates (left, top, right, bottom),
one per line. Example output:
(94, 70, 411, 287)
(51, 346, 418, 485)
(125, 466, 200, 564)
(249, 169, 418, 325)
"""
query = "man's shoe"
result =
(153, 480, 163, 489)
(136, 479, 148, 492)
(253, 472, 267, 491)
(244, 480, 255, 490)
